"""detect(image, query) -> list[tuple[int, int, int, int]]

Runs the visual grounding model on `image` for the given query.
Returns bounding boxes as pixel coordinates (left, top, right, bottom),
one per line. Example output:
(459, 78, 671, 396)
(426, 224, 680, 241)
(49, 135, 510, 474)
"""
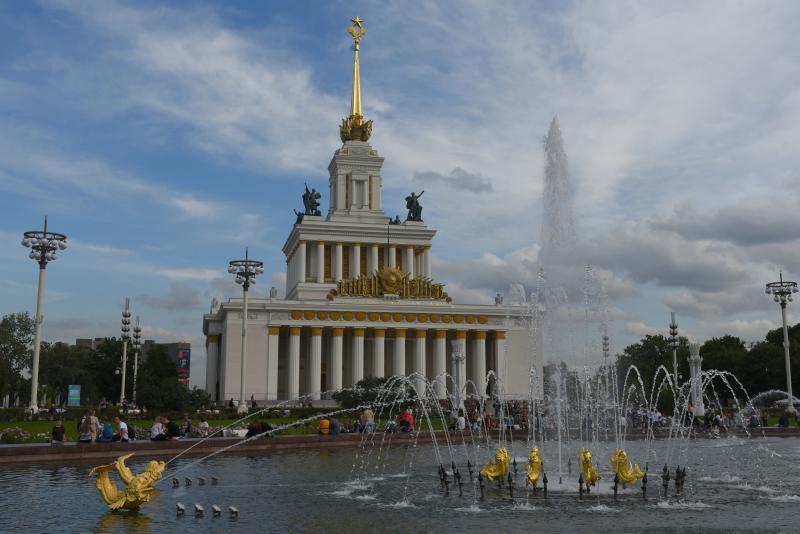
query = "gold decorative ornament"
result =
(405, 313, 416, 322)
(480, 447, 510, 481)
(330, 311, 341, 321)
(527, 446, 542, 487)
(466, 315, 476, 324)
(430, 314, 440, 323)
(327, 267, 451, 302)
(267, 326, 280, 335)
(290, 310, 302, 320)
(343, 311, 354, 321)
(381, 312, 391, 322)
(418, 314, 428, 323)
(355, 311, 366, 321)
(340, 17, 373, 142)
(478, 315, 488, 324)
(610, 449, 645, 484)
(368, 312, 379, 321)
(90, 454, 165, 511)
(393, 313, 403, 322)
(442, 314, 452, 323)
(316, 311, 328, 320)
(578, 447, 601, 488)
(454, 315, 464, 324)
(303, 311, 314, 320)
(311, 327, 323, 336)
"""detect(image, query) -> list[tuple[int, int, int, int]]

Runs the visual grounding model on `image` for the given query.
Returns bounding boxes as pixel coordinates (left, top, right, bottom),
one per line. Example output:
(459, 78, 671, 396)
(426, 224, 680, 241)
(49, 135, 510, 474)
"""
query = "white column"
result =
(266, 326, 279, 401)
(388, 246, 397, 268)
(334, 242, 343, 280)
(310, 327, 322, 400)
(352, 328, 365, 385)
(394, 329, 406, 376)
(473, 331, 487, 399)
(373, 329, 386, 377)
(453, 331, 467, 402)
(414, 330, 427, 396)
(289, 327, 301, 401)
(369, 244, 379, 274)
(316, 242, 325, 283)
(494, 331, 506, 397)
(403, 246, 414, 277)
(424, 247, 432, 278)
(298, 241, 307, 283)
(331, 328, 343, 391)
(434, 330, 447, 398)
(351, 244, 361, 277)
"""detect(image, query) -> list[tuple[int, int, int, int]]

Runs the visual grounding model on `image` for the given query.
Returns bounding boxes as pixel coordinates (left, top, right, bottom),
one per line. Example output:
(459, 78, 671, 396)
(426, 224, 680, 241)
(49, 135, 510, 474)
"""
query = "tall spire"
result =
(340, 17, 373, 143)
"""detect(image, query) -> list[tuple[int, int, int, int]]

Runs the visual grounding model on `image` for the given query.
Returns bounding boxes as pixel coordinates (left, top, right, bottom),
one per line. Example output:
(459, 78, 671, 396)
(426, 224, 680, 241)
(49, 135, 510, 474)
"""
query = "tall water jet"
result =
(540, 116, 575, 265)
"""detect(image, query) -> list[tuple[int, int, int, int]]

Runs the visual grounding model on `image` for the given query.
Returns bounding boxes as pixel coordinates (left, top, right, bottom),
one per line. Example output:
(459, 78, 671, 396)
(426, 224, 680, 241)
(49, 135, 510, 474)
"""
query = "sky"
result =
(1, 1, 800, 387)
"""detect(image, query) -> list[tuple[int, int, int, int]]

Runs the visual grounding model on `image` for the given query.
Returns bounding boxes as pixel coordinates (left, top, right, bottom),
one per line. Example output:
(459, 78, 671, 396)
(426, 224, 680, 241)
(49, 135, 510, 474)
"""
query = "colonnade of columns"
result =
(258, 326, 505, 402)
(290, 241, 432, 286)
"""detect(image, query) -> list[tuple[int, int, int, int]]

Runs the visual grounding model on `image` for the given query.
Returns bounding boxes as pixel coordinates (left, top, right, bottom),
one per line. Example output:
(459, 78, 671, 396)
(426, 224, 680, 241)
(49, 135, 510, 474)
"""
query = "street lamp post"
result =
(21, 217, 67, 413)
(766, 272, 799, 416)
(228, 248, 264, 415)
(450, 340, 465, 410)
(132, 316, 142, 404)
(668, 312, 679, 388)
(120, 298, 131, 405)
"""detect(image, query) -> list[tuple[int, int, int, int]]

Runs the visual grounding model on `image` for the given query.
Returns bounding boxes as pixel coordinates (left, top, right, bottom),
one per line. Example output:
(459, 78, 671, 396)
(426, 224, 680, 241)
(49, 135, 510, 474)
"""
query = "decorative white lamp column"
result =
(766, 272, 799, 415)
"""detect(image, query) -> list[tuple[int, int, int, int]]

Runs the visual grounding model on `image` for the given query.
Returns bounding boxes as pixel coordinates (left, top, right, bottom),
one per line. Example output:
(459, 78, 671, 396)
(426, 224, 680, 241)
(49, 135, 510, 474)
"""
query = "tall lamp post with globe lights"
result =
(21, 217, 67, 413)
(668, 312, 680, 388)
(766, 272, 799, 415)
(120, 298, 131, 405)
(228, 248, 264, 414)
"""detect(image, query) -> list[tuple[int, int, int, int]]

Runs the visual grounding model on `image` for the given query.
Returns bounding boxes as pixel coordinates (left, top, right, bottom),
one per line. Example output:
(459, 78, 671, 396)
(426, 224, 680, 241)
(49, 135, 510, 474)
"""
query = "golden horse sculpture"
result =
(578, 447, 601, 488)
(89, 453, 165, 511)
(480, 447, 510, 481)
(610, 448, 645, 484)
(526, 446, 542, 487)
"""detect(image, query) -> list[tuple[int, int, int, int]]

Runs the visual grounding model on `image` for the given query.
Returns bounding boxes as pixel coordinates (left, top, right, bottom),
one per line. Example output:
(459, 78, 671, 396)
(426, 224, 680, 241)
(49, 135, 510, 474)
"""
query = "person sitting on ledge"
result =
(78, 416, 95, 444)
(228, 398, 235, 409)
(150, 416, 168, 441)
(112, 416, 129, 442)
(245, 420, 262, 438)
(51, 420, 65, 444)
(398, 409, 414, 432)
(164, 417, 181, 439)
(198, 415, 210, 437)
(97, 416, 114, 443)
(319, 416, 330, 435)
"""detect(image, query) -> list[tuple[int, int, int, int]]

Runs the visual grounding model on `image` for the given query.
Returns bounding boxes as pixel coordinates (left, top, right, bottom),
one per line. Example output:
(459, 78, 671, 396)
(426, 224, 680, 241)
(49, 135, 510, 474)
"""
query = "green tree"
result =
(0, 312, 34, 403)
(615, 334, 689, 412)
(136, 344, 189, 411)
(332, 376, 408, 410)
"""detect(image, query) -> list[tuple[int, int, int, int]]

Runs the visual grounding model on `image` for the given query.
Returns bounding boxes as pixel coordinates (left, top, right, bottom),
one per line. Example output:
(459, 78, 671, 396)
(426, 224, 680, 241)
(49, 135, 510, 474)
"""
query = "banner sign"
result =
(67, 385, 81, 407)
(176, 349, 190, 383)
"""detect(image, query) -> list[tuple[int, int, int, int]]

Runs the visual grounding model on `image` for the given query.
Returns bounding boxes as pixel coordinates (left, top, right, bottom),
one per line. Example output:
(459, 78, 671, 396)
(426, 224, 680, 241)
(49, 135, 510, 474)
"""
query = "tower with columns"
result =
(203, 18, 541, 405)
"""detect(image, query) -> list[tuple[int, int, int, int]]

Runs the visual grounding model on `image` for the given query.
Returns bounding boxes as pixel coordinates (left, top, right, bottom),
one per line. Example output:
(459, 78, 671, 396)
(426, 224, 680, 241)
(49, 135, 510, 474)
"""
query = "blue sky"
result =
(2, 1, 800, 386)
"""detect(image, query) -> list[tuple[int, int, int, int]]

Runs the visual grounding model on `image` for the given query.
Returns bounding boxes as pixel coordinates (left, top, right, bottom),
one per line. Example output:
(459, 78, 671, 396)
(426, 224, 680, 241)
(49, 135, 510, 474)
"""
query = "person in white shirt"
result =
(456, 409, 466, 431)
(113, 416, 129, 442)
(150, 416, 167, 441)
(198, 415, 210, 437)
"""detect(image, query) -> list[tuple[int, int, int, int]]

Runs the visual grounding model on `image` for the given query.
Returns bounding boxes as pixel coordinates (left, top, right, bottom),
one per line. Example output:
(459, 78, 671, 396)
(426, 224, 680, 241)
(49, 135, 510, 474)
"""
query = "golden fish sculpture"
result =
(578, 447, 601, 488)
(480, 447, 510, 481)
(610, 448, 645, 484)
(89, 453, 165, 511)
(526, 446, 542, 487)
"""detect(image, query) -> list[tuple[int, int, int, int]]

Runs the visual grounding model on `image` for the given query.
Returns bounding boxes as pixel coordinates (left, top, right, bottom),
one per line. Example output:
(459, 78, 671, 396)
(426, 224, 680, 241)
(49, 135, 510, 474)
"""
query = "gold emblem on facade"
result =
(327, 267, 451, 302)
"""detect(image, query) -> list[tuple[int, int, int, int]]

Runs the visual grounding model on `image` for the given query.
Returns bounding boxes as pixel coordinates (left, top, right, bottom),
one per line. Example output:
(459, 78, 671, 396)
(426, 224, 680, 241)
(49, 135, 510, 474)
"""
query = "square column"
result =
(331, 328, 343, 392)
(266, 326, 280, 401)
(205, 335, 220, 401)
(403, 246, 414, 277)
(373, 329, 385, 378)
(494, 331, 506, 396)
(414, 330, 427, 397)
(452, 331, 467, 404)
(394, 329, 406, 376)
(433, 330, 447, 398)
(310, 327, 323, 400)
(473, 331, 487, 399)
(289, 327, 301, 401)
(298, 241, 307, 283)
(388, 245, 396, 268)
(351, 244, 361, 277)
(369, 244, 379, 274)
(316, 242, 325, 283)
(334, 242, 343, 280)
(352, 328, 365, 385)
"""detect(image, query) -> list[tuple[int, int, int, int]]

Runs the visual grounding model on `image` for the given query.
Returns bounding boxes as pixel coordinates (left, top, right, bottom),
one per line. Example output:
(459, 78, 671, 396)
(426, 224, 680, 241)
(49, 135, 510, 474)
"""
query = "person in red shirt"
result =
(398, 409, 415, 432)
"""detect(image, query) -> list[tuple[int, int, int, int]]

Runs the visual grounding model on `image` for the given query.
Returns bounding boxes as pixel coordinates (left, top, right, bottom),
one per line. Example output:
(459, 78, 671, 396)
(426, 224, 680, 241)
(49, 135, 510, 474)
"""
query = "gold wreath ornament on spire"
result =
(340, 17, 373, 142)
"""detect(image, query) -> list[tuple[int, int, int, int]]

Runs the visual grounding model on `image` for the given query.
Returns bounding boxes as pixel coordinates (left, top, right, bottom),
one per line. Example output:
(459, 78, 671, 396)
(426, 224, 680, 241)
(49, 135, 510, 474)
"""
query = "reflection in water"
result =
(95, 511, 151, 534)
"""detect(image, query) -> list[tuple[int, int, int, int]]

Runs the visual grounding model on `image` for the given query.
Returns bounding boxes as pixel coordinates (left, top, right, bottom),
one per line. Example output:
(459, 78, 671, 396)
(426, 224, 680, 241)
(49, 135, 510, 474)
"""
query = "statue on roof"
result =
(302, 183, 322, 216)
(405, 190, 424, 222)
